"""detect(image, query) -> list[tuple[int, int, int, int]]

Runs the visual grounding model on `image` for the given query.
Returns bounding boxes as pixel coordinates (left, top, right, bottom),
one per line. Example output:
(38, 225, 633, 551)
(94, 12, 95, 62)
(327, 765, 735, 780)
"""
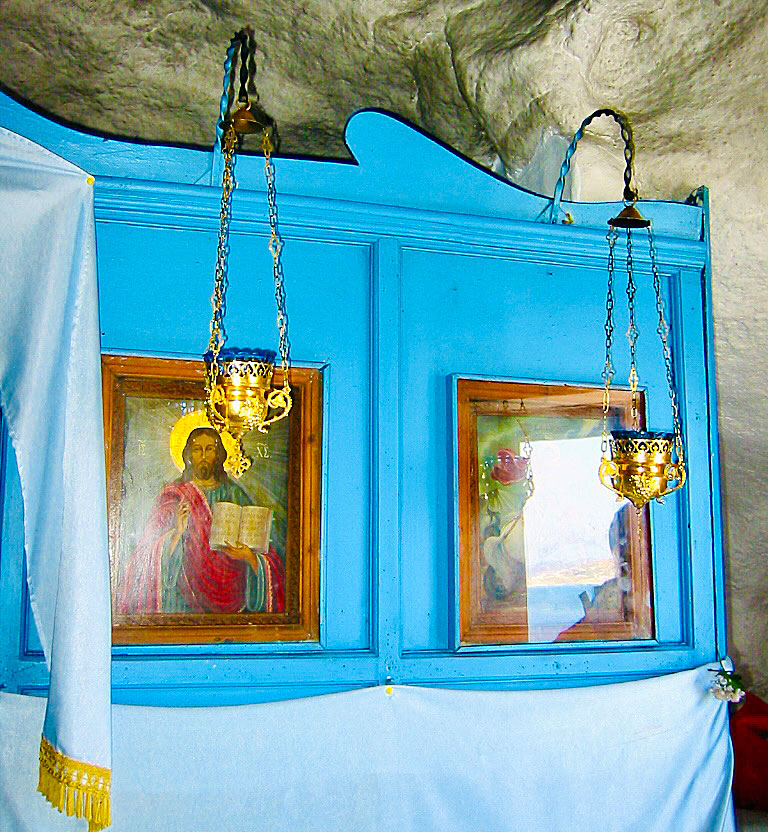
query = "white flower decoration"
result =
(710, 668, 746, 703)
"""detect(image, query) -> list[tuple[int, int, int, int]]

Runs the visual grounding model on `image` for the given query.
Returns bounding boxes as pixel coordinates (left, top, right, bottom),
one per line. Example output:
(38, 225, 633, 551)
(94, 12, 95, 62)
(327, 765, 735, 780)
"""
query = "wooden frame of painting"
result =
(456, 377, 654, 647)
(103, 354, 321, 645)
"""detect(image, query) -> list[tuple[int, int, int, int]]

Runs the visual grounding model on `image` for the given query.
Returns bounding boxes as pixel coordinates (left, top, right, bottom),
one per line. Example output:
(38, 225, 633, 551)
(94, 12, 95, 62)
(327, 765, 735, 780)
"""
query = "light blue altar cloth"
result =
(0, 127, 111, 812)
(0, 664, 735, 831)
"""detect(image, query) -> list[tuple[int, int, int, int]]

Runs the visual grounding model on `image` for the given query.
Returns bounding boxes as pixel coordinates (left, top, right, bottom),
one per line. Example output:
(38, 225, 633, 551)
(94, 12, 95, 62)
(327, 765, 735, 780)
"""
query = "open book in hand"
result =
(209, 502, 273, 554)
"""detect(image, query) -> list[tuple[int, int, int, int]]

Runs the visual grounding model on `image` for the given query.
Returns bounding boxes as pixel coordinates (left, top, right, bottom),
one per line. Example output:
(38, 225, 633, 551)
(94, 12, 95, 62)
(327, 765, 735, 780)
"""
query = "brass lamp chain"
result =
(602, 227, 618, 453)
(262, 130, 291, 389)
(648, 227, 685, 464)
(207, 121, 238, 386)
(625, 228, 640, 430)
(520, 433, 535, 501)
(585, 107, 688, 508)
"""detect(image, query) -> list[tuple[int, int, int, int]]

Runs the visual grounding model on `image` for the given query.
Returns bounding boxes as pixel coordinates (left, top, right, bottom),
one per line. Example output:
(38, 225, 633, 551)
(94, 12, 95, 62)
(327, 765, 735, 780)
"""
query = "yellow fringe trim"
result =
(38, 735, 111, 831)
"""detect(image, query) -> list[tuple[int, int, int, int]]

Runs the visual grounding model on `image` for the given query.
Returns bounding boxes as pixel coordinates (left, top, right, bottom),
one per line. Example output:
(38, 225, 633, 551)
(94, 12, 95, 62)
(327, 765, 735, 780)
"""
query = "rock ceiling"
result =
(3, 1, 766, 178)
(1, 0, 767, 693)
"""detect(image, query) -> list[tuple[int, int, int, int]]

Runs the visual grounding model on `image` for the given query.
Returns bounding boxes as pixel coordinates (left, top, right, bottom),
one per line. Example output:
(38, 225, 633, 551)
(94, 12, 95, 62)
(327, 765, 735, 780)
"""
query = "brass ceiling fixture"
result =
(204, 29, 292, 477)
(552, 109, 686, 510)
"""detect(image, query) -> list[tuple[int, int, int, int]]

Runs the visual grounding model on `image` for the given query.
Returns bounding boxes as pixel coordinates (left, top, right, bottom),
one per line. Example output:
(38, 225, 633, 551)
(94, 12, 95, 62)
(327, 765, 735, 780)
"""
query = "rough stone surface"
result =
(1, 0, 766, 695)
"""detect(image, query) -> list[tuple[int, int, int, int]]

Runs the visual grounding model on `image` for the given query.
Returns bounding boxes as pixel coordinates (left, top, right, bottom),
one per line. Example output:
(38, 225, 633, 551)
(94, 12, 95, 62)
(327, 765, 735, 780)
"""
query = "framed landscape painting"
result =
(102, 354, 321, 645)
(455, 377, 653, 647)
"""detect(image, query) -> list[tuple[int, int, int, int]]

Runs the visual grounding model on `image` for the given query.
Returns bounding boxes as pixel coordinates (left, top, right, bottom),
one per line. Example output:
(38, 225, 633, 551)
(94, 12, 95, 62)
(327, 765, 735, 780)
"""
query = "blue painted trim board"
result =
(699, 190, 728, 659)
(0, 91, 703, 237)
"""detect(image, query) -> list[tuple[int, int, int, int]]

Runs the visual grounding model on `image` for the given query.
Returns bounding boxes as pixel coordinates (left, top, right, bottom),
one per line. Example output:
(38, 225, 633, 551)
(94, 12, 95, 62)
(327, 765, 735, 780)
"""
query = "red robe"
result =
(117, 480, 285, 615)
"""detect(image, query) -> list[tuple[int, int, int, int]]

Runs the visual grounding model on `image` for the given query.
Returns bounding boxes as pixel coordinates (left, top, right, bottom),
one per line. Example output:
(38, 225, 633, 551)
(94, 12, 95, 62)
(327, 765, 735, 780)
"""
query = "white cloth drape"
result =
(0, 665, 735, 831)
(0, 127, 111, 819)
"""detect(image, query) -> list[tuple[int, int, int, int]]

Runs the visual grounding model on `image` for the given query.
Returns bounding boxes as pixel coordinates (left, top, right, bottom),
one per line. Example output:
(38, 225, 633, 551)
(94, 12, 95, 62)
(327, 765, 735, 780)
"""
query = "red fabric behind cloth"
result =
(730, 692, 768, 810)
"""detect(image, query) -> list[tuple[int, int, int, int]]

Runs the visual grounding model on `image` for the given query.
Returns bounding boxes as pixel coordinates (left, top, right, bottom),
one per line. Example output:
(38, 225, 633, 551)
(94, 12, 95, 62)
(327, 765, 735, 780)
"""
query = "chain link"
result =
(602, 227, 618, 452)
(262, 129, 292, 388)
(624, 228, 640, 429)
(648, 226, 685, 463)
(521, 434, 535, 501)
(207, 110, 290, 397)
(207, 122, 238, 386)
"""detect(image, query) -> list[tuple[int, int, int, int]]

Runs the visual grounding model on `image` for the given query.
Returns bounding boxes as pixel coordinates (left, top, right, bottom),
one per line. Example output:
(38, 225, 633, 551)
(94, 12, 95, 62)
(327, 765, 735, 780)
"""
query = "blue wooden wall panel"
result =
(398, 247, 690, 654)
(96, 224, 215, 354)
(0, 92, 726, 700)
(98, 224, 375, 653)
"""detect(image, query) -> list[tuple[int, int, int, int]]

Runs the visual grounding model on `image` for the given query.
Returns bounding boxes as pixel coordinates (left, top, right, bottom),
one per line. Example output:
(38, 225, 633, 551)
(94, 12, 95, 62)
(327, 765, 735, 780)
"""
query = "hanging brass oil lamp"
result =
(586, 110, 686, 510)
(204, 29, 291, 477)
(551, 109, 687, 510)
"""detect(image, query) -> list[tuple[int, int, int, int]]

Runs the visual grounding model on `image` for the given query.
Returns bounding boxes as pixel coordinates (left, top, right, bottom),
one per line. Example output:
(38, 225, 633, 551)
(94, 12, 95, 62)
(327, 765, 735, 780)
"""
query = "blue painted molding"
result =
(90, 176, 707, 276)
(0, 90, 214, 185)
(699, 190, 728, 659)
(372, 238, 403, 684)
(0, 91, 703, 239)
